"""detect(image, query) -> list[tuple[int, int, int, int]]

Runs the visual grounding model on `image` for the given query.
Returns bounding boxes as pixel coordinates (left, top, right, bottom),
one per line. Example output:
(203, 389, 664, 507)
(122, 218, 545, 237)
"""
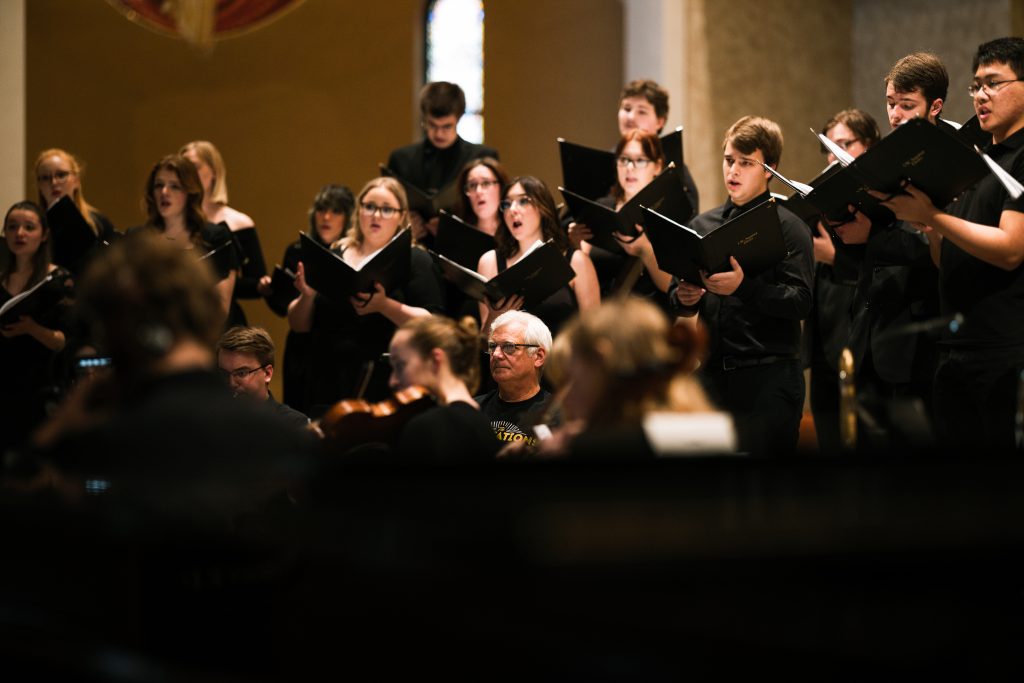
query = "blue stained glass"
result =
(425, 0, 485, 143)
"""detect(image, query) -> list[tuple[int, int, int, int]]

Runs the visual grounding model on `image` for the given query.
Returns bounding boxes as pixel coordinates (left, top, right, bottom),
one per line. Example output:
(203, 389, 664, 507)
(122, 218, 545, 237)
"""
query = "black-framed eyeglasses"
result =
(464, 179, 500, 195)
(499, 196, 534, 213)
(616, 156, 654, 169)
(968, 78, 1024, 97)
(219, 364, 269, 381)
(485, 341, 539, 356)
(830, 137, 862, 151)
(360, 202, 402, 219)
(37, 170, 73, 184)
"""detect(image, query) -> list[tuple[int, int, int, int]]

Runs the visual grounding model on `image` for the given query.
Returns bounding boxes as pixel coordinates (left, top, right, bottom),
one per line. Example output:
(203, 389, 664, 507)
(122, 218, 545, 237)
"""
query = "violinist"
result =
(388, 315, 499, 463)
(287, 177, 445, 415)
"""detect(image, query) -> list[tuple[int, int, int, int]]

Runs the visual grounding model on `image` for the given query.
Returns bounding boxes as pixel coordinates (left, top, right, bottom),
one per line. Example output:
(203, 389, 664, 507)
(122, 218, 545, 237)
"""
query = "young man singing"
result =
(670, 116, 813, 455)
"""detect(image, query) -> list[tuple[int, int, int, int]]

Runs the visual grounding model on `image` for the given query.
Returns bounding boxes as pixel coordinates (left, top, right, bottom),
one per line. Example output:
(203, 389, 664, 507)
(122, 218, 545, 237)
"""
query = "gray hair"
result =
(489, 310, 552, 355)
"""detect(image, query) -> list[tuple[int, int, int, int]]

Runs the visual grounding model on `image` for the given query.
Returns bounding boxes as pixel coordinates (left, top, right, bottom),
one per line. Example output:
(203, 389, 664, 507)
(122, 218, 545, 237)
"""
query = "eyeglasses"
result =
(829, 137, 861, 151)
(499, 196, 534, 213)
(968, 78, 1024, 97)
(616, 156, 654, 169)
(485, 341, 539, 356)
(464, 179, 500, 195)
(423, 120, 456, 134)
(360, 202, 402, 219)
(37, 170, 73, 184)
(219, 364, 268, 381)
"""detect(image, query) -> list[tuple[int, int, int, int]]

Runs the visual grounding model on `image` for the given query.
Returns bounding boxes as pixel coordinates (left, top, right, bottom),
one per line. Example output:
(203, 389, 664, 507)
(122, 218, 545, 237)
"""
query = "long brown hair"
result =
(143, 154, 207, 248)
(1, 201, 53, 289)
(454, 157, 509, 225)
(495, 176, 570, 261)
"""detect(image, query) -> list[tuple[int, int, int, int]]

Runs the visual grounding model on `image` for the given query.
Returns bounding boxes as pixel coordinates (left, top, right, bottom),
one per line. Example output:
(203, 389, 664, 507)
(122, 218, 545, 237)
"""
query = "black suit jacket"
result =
(386, 136, 499, 197)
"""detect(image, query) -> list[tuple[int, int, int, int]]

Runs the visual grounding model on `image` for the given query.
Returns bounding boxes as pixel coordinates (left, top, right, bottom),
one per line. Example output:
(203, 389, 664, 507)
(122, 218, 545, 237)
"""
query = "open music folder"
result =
(434, 210, 496, 270)
(432, 239, 575, 309)
(299, 229, 412, 301)
(641, 198, 788, 285)
(797, 118, 991, 222)
(558, 126, 686, 201)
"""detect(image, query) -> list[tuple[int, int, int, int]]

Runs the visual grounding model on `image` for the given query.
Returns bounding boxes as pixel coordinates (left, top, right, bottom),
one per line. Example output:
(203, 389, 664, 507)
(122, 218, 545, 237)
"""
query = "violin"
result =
(318, 385, 437, 456)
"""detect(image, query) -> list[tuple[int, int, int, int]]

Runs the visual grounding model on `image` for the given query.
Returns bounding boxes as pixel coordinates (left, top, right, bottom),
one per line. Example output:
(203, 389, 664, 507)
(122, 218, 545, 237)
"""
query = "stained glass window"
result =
(425, 0, 485, 143)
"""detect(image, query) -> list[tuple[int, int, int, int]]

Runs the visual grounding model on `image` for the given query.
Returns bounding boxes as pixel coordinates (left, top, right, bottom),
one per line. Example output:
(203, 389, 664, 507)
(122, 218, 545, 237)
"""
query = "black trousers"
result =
(933, 345, 1024, 452)
(700, 358, 804, 455)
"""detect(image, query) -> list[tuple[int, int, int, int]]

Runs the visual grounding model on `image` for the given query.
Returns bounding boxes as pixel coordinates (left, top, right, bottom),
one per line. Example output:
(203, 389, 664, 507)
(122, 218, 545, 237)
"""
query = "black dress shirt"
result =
(670, 190, 814, 364)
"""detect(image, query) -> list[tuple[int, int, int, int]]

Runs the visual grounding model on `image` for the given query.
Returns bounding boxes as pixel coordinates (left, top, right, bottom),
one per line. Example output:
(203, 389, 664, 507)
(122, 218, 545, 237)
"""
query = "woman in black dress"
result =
(388, 315, 499, 462)
(476, 176, 600, 336)
(0, 201, 74, 448)
(287, 177, 444, 416)
(180, 140, 265, 327)
(258, 184, 355, 415)
(138, 154, 237, 325)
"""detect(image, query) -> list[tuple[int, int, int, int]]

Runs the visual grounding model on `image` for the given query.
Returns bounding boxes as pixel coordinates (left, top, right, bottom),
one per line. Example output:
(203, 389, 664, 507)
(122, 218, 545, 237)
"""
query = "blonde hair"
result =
(557, 297, 715, 425)
(398, 315, 482, 394)
(34, 148, 100, 236)
(180, 140, 229, 205)
(339, 177, 410, 251)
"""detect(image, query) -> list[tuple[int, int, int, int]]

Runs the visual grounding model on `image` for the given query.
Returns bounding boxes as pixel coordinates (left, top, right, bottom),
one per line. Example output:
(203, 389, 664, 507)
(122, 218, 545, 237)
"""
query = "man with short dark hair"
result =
(217, 326, 309, 429)
(877, 37, 1024, 450)
(473, 311, 556, 447)
(830, 53, 950, 451)
(669, 116, 813, 455)
(386, 81, 499, 239)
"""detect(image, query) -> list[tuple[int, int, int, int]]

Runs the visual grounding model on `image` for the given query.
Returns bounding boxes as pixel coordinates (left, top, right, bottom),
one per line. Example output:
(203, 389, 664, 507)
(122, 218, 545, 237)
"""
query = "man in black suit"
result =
(386, 81, 499, 241)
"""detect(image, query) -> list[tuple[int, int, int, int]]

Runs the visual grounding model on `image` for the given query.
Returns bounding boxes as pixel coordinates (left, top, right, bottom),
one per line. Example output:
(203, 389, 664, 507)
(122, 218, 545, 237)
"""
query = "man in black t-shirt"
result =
(474, 311, 555, 448)
(876, 37, 1024, 451)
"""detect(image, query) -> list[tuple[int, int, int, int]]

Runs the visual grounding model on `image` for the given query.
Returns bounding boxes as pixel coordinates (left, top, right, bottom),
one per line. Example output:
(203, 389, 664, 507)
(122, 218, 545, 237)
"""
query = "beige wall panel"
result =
(852, 0, 1010, 129)
(27, 0, 423, 397)
(486, 0, 623, 191)
(692, 0, 852, 208)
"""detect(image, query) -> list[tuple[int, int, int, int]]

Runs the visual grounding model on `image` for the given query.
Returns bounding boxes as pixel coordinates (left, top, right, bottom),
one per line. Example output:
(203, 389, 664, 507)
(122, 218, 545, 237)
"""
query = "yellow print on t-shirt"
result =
(492, 420, 538, 447)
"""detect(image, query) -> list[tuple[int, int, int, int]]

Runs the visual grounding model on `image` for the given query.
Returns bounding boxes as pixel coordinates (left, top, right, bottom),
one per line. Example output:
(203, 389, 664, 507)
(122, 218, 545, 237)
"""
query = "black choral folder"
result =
(46, 196, 99, 272)
(434, 210, 496, 270)
(559, 164, 693, 253)
(433, 240, 575, 310)
(808, 118, 989, 219)
(299, 229, 411, 300)
(379, 164, 460, 218)
(199, 239, 239, 280)
(558, 127, 686, 201)
(641, 198, 788, 285)
(264, 264, 298, 317)
(0, 273, 63, 327)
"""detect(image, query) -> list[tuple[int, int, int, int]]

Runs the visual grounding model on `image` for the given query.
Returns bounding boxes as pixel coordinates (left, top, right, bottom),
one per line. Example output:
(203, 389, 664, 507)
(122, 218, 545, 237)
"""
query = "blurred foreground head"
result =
(549, 297, 714, 426)
(77, 231, 222, 380)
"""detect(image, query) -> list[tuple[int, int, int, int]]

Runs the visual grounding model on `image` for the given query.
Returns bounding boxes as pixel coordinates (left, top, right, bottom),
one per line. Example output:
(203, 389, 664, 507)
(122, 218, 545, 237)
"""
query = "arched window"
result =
(424, 0, 485, 143)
